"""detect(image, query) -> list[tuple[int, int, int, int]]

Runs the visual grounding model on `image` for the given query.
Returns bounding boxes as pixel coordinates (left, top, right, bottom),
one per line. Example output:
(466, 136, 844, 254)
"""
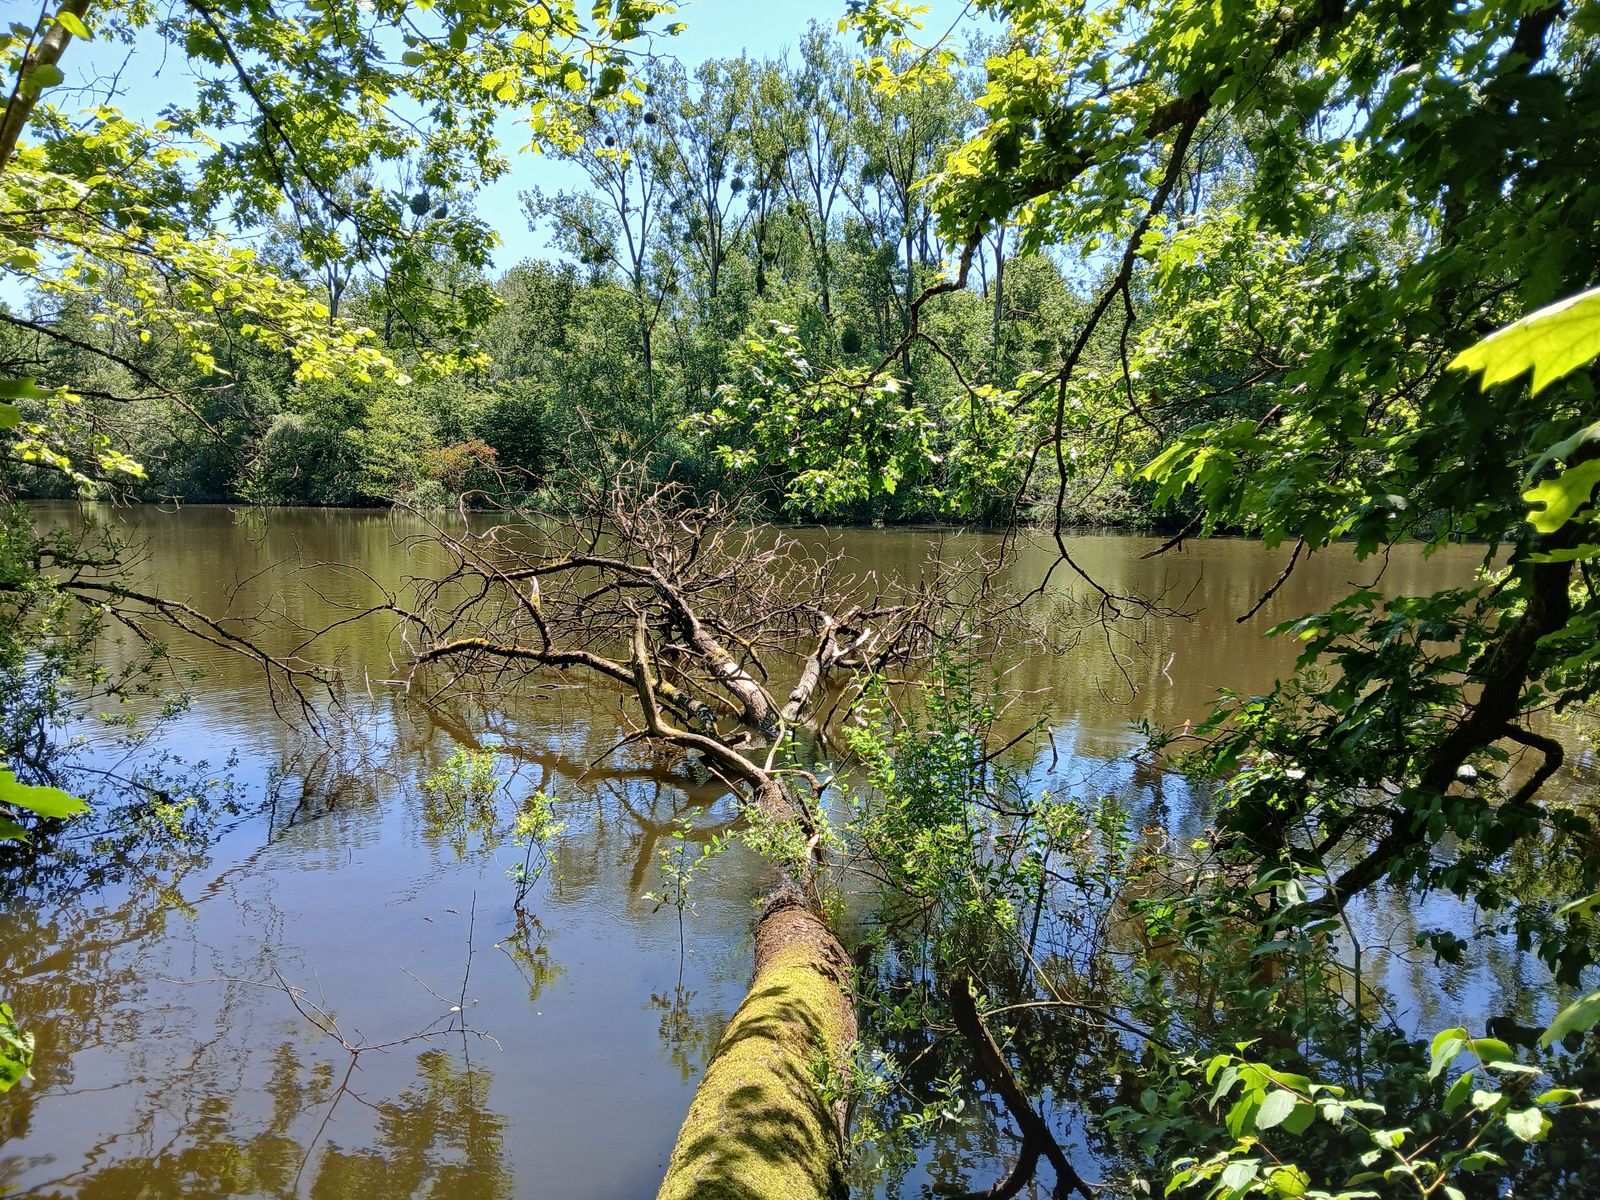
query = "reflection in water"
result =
(302, 1048, 511, 1200)
(3, 505, 1592, 1197)
(497, 913, 564, 1007)
(2, 627, 767, 1197)
(264, 738, 388, 838)
(9, 1043, 509, 1200)
(649, 984, 728, 1085)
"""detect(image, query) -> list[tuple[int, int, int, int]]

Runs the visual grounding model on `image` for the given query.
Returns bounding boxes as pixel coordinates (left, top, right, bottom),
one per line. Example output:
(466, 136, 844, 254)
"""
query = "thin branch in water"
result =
(1237, 537, 1305, 623)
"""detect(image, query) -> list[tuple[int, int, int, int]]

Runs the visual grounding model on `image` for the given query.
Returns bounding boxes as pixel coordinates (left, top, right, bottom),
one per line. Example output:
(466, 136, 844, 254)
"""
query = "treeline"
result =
(1, 24, 1214, 525)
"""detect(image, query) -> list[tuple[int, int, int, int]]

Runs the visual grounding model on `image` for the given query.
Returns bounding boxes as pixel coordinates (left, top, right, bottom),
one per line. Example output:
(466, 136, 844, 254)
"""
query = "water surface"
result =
(2, 506, 1590, 1198)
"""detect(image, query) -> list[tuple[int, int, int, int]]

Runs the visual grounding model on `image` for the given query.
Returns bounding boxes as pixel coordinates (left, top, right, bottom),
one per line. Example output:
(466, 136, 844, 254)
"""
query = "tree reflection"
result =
(9, 1045, 511, 1200)
(648, 983, 727, 1084)
(496, 912, 564, 1006)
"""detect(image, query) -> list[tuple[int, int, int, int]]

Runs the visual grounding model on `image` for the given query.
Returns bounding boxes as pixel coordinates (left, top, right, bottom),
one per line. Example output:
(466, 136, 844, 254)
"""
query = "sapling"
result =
(645, 818, 730, 970)
(507, 789, 565, 911)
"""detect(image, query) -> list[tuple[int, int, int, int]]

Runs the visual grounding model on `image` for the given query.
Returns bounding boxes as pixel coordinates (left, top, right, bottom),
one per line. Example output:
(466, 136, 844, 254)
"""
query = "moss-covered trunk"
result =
(655, 886, 857, 1200)
(398, 483, 949, 1199)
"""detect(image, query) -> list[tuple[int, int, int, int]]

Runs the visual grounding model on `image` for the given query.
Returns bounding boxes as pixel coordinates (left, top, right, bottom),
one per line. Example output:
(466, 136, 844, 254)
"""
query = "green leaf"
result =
(1526, 544, 1600, 563)
(1487, 1061, 1540, 1076)
(0, 377, 58, 401)
(1554, 892, 1600, 919)
(1256, 1088, 1298, 1130)
(1523, 460, 1600, 534)
(1540, 988, 1600, 1047)
(1429, 1028, 1467, 1080)
(1471, 1089, 1503, 1113)
(0, 817, 26, 843)
(1535, 1088, 1581, 1104)
(1262, 1068, 1313, 1093)
(1220, 1159, 1259, 1194)
(1467, 1037, 1514, 1066)
(1443, 1072, 1474, 1114)
(1281, 1100, 1316, 1136)
(0, 402, 17, 430)
(0, 766, 88, 821)
(30, 63, 65, 90)
(1527, 420, 1600, 481)
(56, 10, 89, 37)
(1504, 1106, 1551, 1142)
(1226, 1093, 1261, 1139)
(0, 1003, 32, 1093)
(1451, 286, 1600, 394)
(1266, 1165, 1309, 1197)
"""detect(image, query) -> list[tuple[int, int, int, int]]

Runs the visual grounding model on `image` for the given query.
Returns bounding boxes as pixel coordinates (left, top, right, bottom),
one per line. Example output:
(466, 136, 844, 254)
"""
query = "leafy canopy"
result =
(2, 0, 682, 485)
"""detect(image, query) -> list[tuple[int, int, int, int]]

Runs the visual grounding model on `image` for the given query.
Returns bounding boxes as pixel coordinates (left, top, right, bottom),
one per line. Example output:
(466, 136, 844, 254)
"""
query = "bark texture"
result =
(656, 887, 857, 1200)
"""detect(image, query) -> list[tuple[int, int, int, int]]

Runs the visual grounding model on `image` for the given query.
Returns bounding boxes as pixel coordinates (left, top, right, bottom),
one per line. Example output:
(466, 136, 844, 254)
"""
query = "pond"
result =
(2, 505, 1591, 1198)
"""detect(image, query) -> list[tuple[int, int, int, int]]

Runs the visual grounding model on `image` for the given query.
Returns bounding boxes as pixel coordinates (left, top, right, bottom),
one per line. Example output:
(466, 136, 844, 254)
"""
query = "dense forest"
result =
(4, 2, 1600, 1200)
(0, 19, 1171, 525)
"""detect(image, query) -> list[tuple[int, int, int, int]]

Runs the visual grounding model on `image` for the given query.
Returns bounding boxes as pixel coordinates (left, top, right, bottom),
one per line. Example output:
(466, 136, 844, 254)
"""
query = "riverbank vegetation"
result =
(3, 1, 1600, 1198)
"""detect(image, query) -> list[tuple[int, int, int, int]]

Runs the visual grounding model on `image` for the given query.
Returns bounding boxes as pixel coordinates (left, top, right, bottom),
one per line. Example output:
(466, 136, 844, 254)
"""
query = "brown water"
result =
(1, 506, 1591, 1198)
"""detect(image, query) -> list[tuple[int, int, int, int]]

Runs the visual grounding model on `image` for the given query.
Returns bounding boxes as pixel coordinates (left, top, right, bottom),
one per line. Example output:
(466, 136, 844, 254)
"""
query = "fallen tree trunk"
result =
(628, 618, 858, 1199)
(656, 886, 857, 1200)
(387, 478, 973, 1198)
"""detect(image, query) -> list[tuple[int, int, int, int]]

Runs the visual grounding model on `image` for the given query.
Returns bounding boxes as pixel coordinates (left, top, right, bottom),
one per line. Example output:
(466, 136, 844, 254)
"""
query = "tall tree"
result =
(845, 49, 967, 383)
(780, 23, 858, 319)
(524, 95, 680, 425)
(661, 57, 754, 310)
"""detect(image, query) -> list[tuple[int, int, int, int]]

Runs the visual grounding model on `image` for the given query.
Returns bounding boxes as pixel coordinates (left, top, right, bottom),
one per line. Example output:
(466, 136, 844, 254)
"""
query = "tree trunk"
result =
(641, 312, 658, 426)
(991, 226, 1006, 380)
(655, 885, 857, 1200)
(900, 224, 917, 385)
(0, 0, 91, 175)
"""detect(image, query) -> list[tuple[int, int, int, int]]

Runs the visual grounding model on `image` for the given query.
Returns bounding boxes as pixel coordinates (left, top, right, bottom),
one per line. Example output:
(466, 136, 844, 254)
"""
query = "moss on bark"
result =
(655, 888, 857, 1200)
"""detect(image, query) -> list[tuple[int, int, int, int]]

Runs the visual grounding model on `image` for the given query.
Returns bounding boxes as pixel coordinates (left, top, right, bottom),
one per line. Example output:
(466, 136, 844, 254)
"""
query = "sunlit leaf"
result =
(1428, 1028, 1467, 1080)
(1540, 988, 1600, 1048)
(0, 1003, 32, 1093)
(1266, 1165, 1309, 1197)
(1504, 1106, 1551, 1142)
(1256, 1088, 1297, 1130)
(0, 766, 88, 821)
(1467, 1037, 1514, 1066)
(1451, 286, 1600, 395)
(1220, 1158, 1259, 1194)
(1522, 460, 1600, 534)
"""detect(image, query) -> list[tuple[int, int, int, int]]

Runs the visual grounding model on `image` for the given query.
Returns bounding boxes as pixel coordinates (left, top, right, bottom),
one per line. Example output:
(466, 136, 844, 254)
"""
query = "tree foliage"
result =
(4, 2, 1600, 1197)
